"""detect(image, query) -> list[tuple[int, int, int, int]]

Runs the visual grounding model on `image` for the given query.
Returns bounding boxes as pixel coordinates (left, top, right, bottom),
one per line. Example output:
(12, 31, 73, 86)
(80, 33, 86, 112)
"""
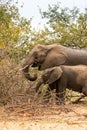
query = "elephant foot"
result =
(56, 101, 65, 106)
(56, 98, 65, 105)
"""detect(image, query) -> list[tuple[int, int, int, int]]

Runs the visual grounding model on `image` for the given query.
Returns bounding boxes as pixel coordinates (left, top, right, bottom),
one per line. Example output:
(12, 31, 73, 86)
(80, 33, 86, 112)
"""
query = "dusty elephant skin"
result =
(36, 65, 87, 104)
(21, 44, 87, 81)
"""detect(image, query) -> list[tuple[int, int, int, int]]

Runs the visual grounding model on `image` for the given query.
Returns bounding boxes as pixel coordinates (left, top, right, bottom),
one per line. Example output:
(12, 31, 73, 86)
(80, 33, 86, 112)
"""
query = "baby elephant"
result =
(36, 65, 87, 104)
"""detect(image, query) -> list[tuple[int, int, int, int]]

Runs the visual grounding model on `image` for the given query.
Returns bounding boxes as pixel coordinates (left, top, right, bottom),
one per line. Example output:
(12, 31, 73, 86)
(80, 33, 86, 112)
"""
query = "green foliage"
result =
(0, 0, 32, 62)
(0, 1, 87, 63)
(39, 3, 87, 48)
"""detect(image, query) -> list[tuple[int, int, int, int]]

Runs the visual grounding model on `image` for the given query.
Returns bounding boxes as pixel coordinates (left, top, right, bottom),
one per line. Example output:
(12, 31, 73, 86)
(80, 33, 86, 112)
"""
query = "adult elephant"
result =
(22, 44, 87, 81)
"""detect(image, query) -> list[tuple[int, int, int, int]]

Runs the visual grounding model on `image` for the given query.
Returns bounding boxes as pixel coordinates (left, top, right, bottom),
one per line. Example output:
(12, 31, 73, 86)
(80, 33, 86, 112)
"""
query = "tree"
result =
(38, 3, 87, 48)
(0, 0, 33, 62)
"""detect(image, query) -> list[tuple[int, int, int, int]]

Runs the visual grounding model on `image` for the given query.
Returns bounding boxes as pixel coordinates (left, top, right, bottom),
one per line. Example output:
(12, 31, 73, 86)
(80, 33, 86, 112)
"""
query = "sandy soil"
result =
(0, 101, 87, 130)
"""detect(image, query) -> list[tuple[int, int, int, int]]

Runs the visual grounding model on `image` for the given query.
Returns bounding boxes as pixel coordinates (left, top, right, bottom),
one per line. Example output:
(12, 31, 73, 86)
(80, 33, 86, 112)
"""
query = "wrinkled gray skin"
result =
(36, 65, 87, 104)
(22, 44, 87, 81)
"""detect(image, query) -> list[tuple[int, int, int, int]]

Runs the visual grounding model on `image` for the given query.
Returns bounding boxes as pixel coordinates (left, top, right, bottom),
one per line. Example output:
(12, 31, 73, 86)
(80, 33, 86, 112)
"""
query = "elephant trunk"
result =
(36, 79, 43, 93)
(22, 57, 37, 81)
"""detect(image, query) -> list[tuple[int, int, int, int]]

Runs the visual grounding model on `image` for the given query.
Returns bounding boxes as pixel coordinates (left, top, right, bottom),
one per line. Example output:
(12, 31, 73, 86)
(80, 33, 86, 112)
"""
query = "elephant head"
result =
(42, 67, 63, 84)
(22, 44, 49, 81)
(22, 44, 66, 81)
(36, 67, 63, 92)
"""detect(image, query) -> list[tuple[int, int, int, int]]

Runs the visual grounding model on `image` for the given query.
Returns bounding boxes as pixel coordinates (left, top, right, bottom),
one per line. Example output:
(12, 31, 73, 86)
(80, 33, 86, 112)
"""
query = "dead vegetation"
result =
(0, 100, 87, 130)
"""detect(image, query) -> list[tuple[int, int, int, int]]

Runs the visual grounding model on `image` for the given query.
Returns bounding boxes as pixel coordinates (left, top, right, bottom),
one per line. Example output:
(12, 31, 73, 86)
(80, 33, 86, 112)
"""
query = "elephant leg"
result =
(54, 81, 59, 104)
(56, 86, 60, 104)
(43, 86, 51, 104)
(56, 88, 66, 105)
(43, 82, 56, 104)
(55, 81, 65, 105)
(56, 81, 66, 105)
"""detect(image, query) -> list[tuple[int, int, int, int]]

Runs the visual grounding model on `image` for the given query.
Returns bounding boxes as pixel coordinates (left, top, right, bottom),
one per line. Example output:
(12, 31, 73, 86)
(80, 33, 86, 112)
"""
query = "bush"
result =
(0, 49, 33, 105)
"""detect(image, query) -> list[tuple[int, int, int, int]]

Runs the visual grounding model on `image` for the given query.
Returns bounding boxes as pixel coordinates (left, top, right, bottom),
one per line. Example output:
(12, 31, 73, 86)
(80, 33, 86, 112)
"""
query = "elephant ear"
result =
(49, 67, 63, 84)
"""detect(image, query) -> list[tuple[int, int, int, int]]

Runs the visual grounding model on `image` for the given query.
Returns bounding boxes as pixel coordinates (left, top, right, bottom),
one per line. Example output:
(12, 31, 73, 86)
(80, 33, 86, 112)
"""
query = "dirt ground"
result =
(0, 101, 87, 130)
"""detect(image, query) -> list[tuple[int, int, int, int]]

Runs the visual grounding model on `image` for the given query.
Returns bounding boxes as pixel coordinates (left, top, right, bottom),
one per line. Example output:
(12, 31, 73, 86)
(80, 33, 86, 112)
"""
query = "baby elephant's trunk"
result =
(36, 79, 43, 94)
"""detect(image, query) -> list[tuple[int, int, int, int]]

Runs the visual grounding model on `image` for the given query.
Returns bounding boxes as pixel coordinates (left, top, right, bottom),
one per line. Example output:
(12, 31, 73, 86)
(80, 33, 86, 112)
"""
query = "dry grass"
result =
(0, 101, 87, 130)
